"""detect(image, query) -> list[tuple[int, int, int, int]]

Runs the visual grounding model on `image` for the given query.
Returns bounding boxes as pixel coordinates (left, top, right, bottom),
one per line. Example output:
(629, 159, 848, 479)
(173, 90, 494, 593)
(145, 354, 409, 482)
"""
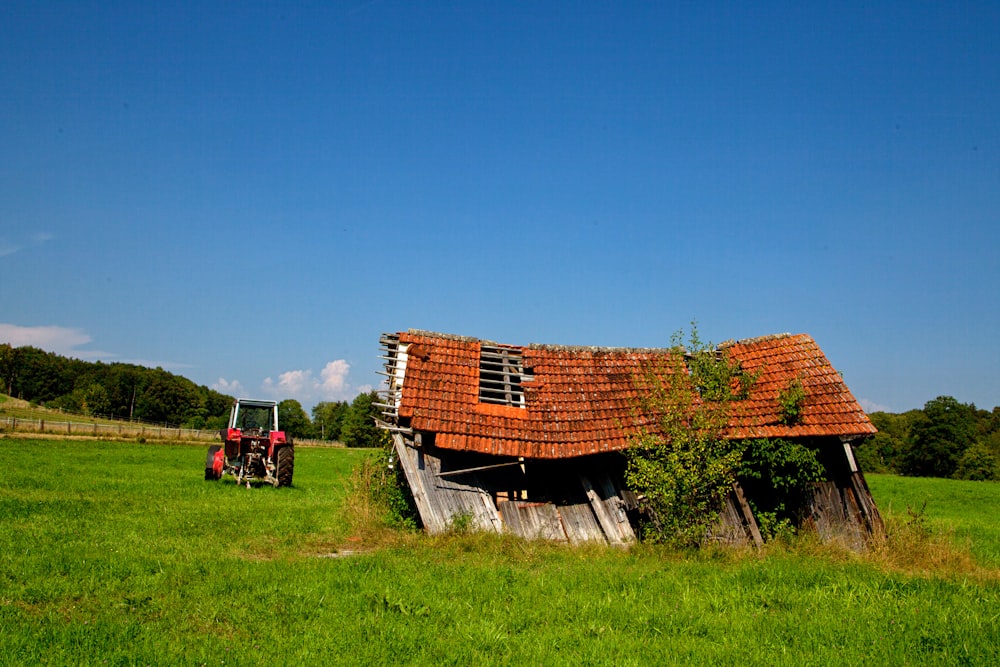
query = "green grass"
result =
(1, 438, 998, 666)
(869, 473, 1000, 567)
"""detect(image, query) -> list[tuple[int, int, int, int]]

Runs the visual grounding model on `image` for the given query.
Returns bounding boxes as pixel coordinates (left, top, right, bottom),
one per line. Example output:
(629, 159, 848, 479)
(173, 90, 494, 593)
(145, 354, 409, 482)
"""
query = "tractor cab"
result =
(229, 399, 279, 435)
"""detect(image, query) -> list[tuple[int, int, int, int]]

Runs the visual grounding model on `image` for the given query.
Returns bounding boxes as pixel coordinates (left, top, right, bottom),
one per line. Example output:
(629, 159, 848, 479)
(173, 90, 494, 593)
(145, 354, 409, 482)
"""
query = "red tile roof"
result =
(388, 331, 875, 459)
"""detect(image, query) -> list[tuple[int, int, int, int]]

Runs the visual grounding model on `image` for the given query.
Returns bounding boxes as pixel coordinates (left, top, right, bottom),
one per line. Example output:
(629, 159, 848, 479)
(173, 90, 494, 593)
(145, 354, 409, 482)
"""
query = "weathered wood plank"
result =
(807, 480, 866, 551)
(849, 470, 885, 540)
(731, 482, 764, 547)
(392, 433, 502, 534)
(708, 492, 753, 547)
(580, 473, 635, 545)
(558, 502, 606, 544)
(392, 432, 448, 533)
(499, 501, 566, 541)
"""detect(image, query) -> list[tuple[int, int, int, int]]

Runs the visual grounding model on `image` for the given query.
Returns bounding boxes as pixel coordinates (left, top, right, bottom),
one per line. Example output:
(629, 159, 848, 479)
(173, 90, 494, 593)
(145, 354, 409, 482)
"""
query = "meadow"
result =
(1, 437, 998, 666)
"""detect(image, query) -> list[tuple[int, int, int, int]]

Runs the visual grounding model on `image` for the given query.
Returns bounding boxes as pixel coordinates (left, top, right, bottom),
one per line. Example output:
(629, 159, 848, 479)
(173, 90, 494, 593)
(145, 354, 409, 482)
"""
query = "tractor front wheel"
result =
(205, 445, 223, 481)
(275, 446, 294, 487)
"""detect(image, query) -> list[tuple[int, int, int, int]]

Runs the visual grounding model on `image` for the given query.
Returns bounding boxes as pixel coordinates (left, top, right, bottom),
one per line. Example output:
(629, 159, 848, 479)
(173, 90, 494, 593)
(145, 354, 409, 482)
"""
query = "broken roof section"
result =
(380, 329, 875, 460)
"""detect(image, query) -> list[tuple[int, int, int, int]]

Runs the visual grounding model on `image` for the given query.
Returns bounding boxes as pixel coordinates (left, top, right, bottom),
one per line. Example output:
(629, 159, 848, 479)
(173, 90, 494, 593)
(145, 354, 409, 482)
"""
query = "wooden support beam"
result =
(436, 460, 523, 478)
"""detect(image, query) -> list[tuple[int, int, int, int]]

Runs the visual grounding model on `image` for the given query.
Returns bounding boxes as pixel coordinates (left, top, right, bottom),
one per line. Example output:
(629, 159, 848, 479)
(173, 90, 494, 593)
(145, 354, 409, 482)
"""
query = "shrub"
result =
(625, 325, 755, 547)
(738, 438, 825, 539)
(777, 378, 806, 425)
(344, 435, 419, 534)
(953, 443, 998, 481)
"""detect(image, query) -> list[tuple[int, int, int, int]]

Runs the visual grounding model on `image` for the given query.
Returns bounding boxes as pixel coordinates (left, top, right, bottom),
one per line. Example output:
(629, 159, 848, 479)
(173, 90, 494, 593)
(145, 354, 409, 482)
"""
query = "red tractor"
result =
(205, 399, 294, 487)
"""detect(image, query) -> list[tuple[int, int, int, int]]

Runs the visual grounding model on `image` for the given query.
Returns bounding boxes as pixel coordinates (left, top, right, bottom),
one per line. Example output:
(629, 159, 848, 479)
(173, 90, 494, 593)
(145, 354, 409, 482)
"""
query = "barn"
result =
(376, 330, 883, 549)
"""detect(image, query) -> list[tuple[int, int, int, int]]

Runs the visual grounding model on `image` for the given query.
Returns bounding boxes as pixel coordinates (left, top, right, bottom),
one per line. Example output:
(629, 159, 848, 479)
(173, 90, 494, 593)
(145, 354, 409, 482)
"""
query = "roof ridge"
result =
(405, 329, 675, 353)
(719, 332, 802, 348)
(404, 329, 811, 353)
(527, 343, 676, 354)
(406, 329, 485, 343)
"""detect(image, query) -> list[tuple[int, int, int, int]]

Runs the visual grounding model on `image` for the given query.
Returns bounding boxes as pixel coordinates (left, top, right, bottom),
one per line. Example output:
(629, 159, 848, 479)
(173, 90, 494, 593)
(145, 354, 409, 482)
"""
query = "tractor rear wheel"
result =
(205, 445, 223, 481)
(275, 446, 294, 487)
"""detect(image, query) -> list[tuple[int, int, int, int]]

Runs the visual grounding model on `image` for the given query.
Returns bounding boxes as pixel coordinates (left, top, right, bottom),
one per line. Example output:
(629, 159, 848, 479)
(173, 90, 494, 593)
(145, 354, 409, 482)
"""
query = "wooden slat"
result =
(807, 480, 866, 551)
(392, 432, 447, 533)
(392, 433, 502, 534)
(558, 501, 607, 544)
(707, 487, 760, 547)
(499, 501, 566, 541)
(580, 473, 636, 545)
(849, 470, 885, 540)
(731, 482, 764, 547)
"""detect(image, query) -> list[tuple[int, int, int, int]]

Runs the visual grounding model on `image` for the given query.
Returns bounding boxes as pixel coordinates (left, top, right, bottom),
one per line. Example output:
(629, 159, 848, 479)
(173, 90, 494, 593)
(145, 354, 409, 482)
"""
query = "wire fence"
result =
(0, 416, 341, 448)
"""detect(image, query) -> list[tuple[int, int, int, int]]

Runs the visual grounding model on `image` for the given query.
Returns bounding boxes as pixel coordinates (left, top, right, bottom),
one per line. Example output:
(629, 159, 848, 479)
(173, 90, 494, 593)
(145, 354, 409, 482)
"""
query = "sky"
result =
(1, 1, 998, 414)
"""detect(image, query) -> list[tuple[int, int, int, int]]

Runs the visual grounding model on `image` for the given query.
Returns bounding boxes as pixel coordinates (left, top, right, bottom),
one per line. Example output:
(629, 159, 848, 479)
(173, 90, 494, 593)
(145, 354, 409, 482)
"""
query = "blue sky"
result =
(2, 1, 998, 413)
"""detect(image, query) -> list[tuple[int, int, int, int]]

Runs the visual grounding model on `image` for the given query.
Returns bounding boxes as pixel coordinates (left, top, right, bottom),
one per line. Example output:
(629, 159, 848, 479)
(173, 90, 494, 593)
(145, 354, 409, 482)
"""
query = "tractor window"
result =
(237, 406, 273, 431)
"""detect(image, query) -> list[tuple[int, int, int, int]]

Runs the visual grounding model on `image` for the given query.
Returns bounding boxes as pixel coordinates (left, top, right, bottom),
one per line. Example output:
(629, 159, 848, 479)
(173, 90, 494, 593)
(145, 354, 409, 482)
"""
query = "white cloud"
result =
(0, 323, 110, 359)
(319, 360, 350, 394)
(212, 378, 246, 397)
(0, 231, 54, 258)
(260, 359, 360, 407)
(264, 369, 314, 396)
(859, 398, 892, 414)
(0, 240, 21, 257)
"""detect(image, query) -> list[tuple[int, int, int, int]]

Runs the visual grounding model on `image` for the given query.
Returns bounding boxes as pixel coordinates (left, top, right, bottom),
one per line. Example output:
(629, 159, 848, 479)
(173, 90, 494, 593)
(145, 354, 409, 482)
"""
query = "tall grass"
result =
(1, 438, 997, 665)
(869, 473, 1000, 567)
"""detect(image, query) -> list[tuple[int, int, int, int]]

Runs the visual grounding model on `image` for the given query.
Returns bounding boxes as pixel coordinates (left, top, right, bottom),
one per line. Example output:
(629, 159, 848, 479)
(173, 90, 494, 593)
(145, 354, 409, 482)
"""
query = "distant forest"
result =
(0, 344, 383, 447)
(858, 396, 999, 481)
(2, 343, 997, 476)
(1, 344, 232, 428)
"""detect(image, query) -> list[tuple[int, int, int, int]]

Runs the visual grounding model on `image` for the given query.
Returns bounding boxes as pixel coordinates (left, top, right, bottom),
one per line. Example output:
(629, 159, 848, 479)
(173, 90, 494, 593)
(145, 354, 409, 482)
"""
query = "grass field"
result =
(868, 473, 1000, 568)
(1, 437, 998, 665)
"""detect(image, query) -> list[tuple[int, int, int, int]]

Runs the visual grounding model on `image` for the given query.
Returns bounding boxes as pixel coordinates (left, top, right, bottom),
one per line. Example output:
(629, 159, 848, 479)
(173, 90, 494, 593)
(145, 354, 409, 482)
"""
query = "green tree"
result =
(855, 411, 914, 473)
(340, 391, 384, 448)
(900, 396, 977, 478)
(624, 326, 754, 547)
(134, 373, 192, 424)
(953, 443, 998, 481)
(82, 383, 111, 417)
(312, 400, 350, 441)
(980, 429, 1000, 461)
(0, 343, 15, 395)
(278, 399, 313, 438)
(6, 346, 73, 403)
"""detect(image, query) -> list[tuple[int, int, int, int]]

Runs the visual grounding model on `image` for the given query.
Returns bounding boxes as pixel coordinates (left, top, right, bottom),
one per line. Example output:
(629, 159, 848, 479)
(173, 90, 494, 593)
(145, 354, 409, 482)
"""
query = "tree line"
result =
(277, 392, 386, 447)
(1, 344, 232, 428)
(856, 396, 1000, 481)
(0, 344, 386, 447)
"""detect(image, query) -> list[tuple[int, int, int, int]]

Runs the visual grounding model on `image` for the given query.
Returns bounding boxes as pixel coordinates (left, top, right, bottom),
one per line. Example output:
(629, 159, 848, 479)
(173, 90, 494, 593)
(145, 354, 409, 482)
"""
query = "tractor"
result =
(204, 398, 294, 487)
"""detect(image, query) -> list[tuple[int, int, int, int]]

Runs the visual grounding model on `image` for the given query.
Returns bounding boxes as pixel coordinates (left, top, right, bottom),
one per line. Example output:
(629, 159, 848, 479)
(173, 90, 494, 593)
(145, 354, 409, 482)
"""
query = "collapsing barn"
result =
(376, 330, 883, 549)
